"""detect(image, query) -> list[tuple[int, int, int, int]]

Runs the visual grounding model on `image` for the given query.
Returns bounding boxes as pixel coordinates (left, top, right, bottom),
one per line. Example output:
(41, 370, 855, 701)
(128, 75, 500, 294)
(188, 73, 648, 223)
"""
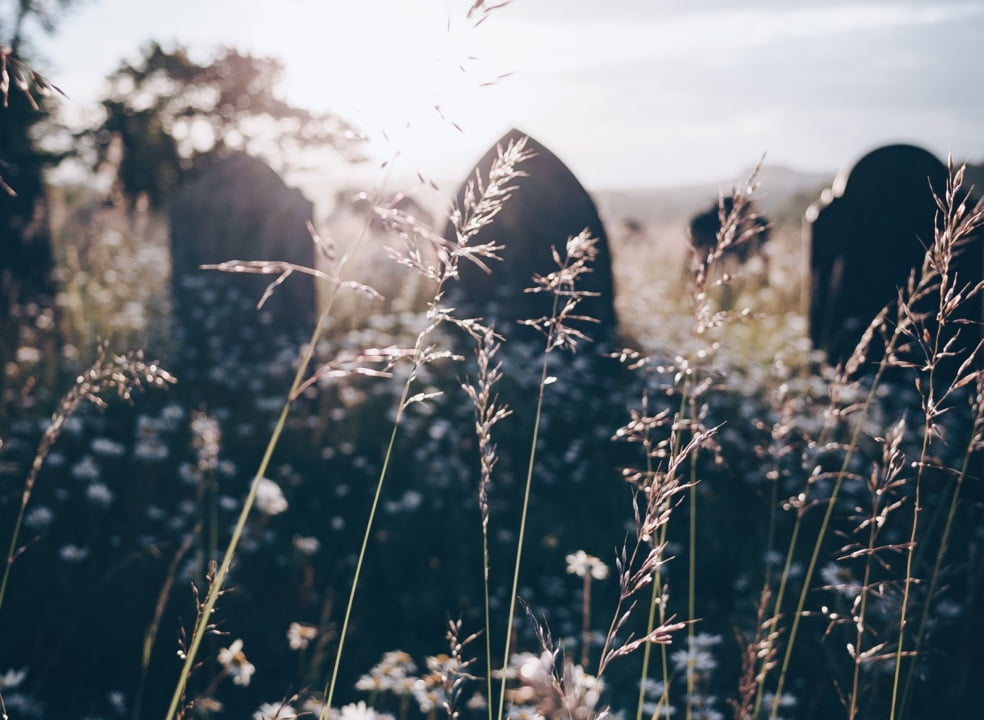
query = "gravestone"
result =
(169, 153, 316, 391)
(686, 195, 771, 306)
(435, 130, 629, 612)
(807, 144, 982, 370)
(443, 128, 618, 351)
(688, 195, 770, 267)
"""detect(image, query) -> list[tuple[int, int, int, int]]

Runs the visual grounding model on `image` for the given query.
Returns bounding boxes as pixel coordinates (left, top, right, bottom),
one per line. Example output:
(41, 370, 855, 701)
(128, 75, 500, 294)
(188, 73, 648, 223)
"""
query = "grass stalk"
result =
(769, 353, 892, 720)
(495, 344, 551, 720)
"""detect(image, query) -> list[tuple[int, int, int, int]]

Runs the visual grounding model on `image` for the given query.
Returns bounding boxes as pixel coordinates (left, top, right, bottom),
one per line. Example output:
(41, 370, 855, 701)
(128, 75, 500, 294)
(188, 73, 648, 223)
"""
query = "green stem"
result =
(164, 307, 327, 720)
(495, 350, 550, 720)
(320, 388, 410, 718)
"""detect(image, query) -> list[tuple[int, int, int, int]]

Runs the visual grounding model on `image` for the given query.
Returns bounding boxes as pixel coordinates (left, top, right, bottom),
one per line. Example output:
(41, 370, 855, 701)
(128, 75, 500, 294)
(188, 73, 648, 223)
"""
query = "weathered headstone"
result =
(169, 153, 316, 390)
(807, 144, 982, 369)
(443, 128, 618, 350)
(437, 131, 629, 603)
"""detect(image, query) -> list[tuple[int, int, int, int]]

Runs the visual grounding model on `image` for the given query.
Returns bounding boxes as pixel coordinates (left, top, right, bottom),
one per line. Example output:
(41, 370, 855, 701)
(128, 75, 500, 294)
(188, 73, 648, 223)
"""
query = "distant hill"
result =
(592, 165, 834, 233)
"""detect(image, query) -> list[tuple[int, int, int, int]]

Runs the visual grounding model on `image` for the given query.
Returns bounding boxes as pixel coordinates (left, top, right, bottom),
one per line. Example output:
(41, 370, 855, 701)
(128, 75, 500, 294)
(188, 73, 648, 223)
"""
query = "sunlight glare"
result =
(275, 1, 514, 181)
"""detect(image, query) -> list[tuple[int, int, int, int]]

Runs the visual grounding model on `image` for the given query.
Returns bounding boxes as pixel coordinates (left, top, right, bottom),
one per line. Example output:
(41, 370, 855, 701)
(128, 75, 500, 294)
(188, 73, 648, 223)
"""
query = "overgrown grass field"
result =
(2, 7, 984, 720)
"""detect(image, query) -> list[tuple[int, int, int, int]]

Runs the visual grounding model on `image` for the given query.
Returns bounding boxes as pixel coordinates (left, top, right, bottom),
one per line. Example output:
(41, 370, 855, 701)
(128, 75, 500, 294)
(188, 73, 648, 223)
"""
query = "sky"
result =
(24, 0, 984, 191)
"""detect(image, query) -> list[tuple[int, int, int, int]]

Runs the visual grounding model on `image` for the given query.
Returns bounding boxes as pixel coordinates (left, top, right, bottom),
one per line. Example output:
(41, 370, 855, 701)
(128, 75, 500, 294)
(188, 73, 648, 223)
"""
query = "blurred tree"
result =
(81, 42, 365, 213)
(1, 1, 73, 338)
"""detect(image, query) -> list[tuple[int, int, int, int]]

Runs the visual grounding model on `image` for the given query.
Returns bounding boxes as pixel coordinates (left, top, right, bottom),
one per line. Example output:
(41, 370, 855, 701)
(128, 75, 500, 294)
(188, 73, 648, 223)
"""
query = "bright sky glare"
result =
(33, 0, 984, 190)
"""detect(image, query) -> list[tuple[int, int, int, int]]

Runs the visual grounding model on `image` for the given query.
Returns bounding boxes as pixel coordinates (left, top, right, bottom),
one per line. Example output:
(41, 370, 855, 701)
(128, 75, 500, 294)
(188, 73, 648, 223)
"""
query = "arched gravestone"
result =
(443, 129, 618, 351)
(807, 144, 982, 369)
(169, 153, 316, 392)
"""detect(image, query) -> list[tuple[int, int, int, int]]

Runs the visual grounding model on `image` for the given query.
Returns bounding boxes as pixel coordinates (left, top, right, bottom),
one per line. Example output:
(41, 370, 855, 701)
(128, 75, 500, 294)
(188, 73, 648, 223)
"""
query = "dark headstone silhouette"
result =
(168, 153, 316, 392)
(686, 196, 771, 308)
(688, 195, 771, 267)
(807, 144, 983, 369)
(443, 128, 617, 350)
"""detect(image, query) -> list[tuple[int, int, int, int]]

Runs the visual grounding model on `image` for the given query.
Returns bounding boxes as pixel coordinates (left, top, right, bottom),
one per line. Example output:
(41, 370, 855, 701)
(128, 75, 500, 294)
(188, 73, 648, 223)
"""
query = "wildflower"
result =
(287, 622, 317, 650)
(134, 415, 170, 461)
(690, 709, 722, 720)
(91, 437, 126, 457)
(0, 667, 27, 689)
(256, 477, 288, 515)
(425, 653, 459, 677)
(820, 562, 862, 598)
(640, 678, 667, 700)
(59, 544, 90, 563)
(293, 535, 320, 555)
(641, 702, 676, 718)
(565, 550, 609, 580)
(254, 701, 298, 720)
(690, 633, 722, 650)
(300, 696, 327, 715)
(71, 455, 100, 481)
(670, 647, 717, 674)
(133, 437, 169, 461)
(411, 679, 446, 713)
(218, 639, 255, 686)
(86, 482, 114, 507)
(107, 690, 126, 714)
(378, 650, 417, 677)
(508, 705, 545, 720)
(762, 691, 796, 715)
(513, 651, 554, 684)
(354, 673, 389, 693)
(23, 506, 53, 530)
(338, 701, 395, 720)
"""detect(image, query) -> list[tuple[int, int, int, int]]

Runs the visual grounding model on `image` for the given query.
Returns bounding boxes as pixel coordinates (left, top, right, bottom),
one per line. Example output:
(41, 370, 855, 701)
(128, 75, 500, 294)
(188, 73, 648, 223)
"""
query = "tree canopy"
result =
(82, 42, 365, 210)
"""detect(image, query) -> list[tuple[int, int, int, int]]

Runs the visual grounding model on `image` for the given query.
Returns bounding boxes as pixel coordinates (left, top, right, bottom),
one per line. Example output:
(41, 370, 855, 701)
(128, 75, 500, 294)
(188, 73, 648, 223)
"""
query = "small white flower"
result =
(293, 535, 320, 555)
(253, 701, 297, 720)
(338, 700, 395, 720)
(287, 622, 317, 650)
(71, 455, 100, 481)
(565, 550, 609, 580)
(107, 690, 126, 714)
(218, 639, 255, 686)
(0, 666, 27, 689)
(508, 705, 546, 720)
(255, 477, 288, 515)
(412, 679, 445, 713)
(24, 505, 53, 530)
(671, 647, 717, 674)
(60, 544, 90, 562)
(86, 482, 114, 507)
(134, 438, 169, 461)
(91, 437, 126, 457)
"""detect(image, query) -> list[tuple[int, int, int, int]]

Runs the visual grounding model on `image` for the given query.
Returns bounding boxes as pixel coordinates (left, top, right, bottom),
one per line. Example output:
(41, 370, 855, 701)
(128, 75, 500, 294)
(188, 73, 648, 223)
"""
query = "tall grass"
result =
(4, 7, 984, 719)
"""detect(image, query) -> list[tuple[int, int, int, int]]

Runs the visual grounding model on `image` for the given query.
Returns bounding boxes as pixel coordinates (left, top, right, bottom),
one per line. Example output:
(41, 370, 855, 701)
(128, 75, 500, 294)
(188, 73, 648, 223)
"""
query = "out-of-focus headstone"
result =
(168, 153, 316, 392)
(443, 128, 617, 351)
(686, 195, 771, 306)
(807, 144, 982, 370)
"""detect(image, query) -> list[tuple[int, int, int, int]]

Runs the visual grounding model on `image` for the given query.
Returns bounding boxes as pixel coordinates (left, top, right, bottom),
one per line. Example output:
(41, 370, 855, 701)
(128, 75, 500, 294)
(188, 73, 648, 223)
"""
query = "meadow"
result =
(3, 9, 984, 720)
